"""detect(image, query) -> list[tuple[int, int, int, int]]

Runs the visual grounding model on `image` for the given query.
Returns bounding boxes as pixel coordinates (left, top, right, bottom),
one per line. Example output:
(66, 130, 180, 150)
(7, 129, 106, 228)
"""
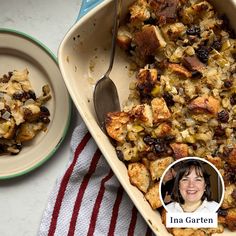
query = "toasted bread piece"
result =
(171, 224, 224, 236)
(149, 156, 174, 181)
(151, 97, 171, 123)
(117, 26, 132, 50)
(154, 122, 172, 137)
(134, 25, 166, 57)
(129, 104, 153, 127)
(171, 228, 206, 236)
(170, 143, 189, 159)
(128, 162, 150, 193)
(168, 63, 192, 78)
(222, 184, 236, 209)
(188, 96, 220, 115)
(161, 22, 186, 41)
(118, 143, 139, 162)
(180, 1, 213, 25)
(228, 145, 236, 168)
(136, 68, 158, 97)
(145, 182, 162, 209)
(206, 155, 224, 169)
(137, 68, 158, 84)
(0, 118, 16, 139)
(225, 208, 236, 231)
(23, 104, 41, 122)
(182, 55, 206, 72)
(149, 0, 179, 25)
(129, 0, 150, 25)
(16, 122, 44, 142)
(105, 112, 130, 143)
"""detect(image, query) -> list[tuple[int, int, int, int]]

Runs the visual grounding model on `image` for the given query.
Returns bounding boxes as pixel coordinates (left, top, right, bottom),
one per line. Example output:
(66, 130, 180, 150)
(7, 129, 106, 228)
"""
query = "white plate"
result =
(58, 0, 236, 235)
(0, 29, 71, 179)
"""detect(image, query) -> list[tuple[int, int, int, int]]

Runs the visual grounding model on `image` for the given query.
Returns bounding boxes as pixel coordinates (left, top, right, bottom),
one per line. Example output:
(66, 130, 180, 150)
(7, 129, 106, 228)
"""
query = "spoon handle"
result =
(105, 0, 122, 77)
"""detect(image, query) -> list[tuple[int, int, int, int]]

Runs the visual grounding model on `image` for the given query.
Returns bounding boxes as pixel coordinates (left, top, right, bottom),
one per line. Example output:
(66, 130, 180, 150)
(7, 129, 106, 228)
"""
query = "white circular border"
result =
(159, 156, 225, 213)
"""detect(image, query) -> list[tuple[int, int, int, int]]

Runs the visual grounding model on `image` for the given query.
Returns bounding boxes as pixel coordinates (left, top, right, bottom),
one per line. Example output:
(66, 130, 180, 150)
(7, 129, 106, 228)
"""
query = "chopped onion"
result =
(24, 98, 35, 105)
(0, 102, 4, 110)
(2, 110, 11, 120)
(4, 94, 11, 102)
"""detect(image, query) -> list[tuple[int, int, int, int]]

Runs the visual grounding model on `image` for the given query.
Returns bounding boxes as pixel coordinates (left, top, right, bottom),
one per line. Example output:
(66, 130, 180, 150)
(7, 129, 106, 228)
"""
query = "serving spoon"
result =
(93, 0, 122, 131)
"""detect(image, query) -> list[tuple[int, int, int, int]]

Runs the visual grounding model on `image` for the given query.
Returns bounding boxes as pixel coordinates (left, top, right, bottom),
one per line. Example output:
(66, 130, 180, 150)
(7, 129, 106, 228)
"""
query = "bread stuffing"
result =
(0, 69, 51, 154)
(105, 0, 236, 234)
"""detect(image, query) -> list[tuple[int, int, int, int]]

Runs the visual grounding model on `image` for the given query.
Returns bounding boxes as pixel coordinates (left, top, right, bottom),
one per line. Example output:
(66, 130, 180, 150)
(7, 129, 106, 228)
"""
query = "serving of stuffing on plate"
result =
(105, 0, 236, 235)
(0, 69, 51, 155)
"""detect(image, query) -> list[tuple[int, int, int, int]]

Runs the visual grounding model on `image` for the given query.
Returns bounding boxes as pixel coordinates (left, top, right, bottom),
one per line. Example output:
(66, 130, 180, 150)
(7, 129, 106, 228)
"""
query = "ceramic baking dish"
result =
(58, 0, 236, 235)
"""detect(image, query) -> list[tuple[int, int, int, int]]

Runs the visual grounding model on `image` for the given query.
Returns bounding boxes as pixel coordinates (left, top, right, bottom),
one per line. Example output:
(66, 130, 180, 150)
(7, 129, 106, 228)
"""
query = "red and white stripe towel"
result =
(38, 122, 154, 236)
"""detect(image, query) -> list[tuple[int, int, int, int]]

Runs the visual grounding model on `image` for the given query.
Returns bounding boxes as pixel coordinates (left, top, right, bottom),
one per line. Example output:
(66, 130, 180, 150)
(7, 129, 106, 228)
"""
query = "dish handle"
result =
(78, 0, 104, 19)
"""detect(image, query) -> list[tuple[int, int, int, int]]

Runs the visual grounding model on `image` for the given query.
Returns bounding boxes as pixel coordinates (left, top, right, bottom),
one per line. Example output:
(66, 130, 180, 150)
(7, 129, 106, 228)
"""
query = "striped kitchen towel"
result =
(38, 122, 154, 236)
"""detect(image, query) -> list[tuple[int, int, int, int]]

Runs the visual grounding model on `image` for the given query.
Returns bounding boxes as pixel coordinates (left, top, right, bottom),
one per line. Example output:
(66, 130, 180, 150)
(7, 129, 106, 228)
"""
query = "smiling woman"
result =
(165, 159, 221, 213)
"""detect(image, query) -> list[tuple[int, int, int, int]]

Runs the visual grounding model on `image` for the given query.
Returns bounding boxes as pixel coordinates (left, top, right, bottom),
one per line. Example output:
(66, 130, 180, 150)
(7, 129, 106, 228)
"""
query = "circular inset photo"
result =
(159, 157, 224, 213)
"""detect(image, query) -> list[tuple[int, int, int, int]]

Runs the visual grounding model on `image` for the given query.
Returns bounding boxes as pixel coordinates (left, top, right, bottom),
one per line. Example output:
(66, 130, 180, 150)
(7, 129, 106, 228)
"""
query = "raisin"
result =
(187, 35, 198, 45)
(10, 143, 23, 155)
(222, 147, 233, 158)
(191, 70, 202, 78)
(186, 25, 200, 36)
(218, 110, 229, 123)
(40, 106, 50, 116)
(157, 74, 161, 81)
(214, 126, 225, 137)
(167, 147, 173, 155)
(144, 135, 170, 155)
(146, 152, 159, 161)
(211, 40, 222, 51)
(195, 46, 209, 63)
(140, 94, 152, 104)
(0, 75, 10, 83)
(191, 143, 198, 150)
(38, 106, 50, 123)
(12, 91, 35, 101)
(224, 80, 233, 88)
(137, 75, 155, 103)
(231, 189, 236, 200)
(143, 135, 156, 145)
(164, 135, 175, 142)
(39, 116, 50, 124)
(0, 144, 5, 153)
(8, 71, 13, 78)
(144, 17, 156, 25)
(5, 105, 10, 112)
(154, 142, 166, 154)
(223, 164, 236, 185)
(217, 208, 228, 217)
(153, 139, 168, 154)
(230, 93, 236, 105)
(163, 92, 175, 106)
(27, 90, 36, 100)
(16, 143, 22, 150)
(12, 91, 25, 100)
(116, 150, 124, 161)
(145, 55, 156, 65)
(0, 109, 7, 116)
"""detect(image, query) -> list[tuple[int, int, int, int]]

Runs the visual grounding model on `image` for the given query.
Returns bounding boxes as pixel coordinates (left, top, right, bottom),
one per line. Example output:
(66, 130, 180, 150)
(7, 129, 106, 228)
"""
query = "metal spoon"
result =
(93, 0, 122, 131)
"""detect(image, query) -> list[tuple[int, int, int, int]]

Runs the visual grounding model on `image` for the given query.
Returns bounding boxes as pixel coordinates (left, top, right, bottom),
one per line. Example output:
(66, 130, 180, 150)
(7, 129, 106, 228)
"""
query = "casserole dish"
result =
(58, 0, 236, 234)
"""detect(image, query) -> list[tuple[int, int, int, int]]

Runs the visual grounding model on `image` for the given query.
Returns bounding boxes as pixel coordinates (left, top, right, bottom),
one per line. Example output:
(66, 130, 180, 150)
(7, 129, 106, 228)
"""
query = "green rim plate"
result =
(0, 28, 71, 179)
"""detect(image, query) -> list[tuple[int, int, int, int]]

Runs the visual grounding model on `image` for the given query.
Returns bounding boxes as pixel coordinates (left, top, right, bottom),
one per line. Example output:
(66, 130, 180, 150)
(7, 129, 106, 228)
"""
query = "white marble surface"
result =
(0, 0, 82, 235)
